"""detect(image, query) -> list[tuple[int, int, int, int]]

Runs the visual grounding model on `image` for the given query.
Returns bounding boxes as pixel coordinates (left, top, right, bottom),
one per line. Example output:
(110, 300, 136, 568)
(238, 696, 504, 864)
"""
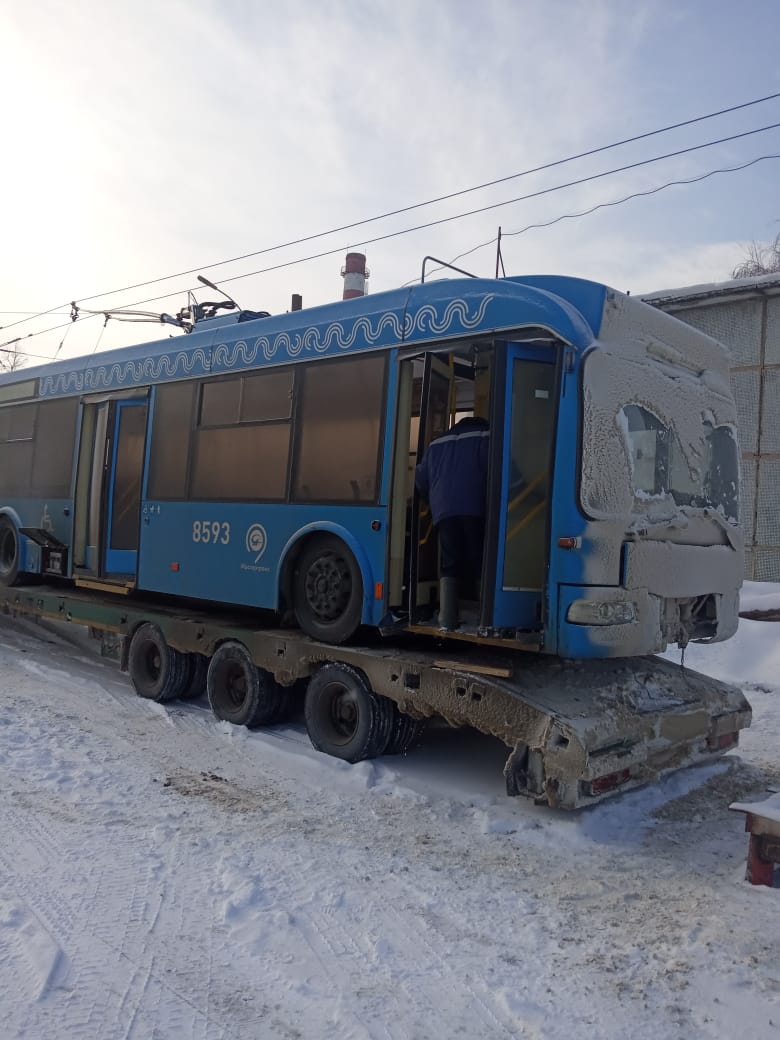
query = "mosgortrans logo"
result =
(245, 523, 268, 563)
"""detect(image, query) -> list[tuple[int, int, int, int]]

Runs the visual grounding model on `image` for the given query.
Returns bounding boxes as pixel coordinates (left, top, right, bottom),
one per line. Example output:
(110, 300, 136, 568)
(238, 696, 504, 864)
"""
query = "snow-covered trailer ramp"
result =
(492, 655, 751, 808)
(0, 583, 750, 810)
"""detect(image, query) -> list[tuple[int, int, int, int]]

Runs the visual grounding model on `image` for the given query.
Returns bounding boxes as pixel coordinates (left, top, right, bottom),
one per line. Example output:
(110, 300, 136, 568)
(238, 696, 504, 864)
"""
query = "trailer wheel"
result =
(384, 706, 426, 756)
(304, 663, 393, 763)
(207, 641, 285, 728)
(180, 653, 209, 700)
(0, 516, 21, 587)
(128, 623, 190, 703)
(293, 535, 363, 645)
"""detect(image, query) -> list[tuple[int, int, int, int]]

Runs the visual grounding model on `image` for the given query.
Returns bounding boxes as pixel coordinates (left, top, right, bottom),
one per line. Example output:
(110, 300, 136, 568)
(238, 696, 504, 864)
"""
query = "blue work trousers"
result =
(437, 515, 485, 598)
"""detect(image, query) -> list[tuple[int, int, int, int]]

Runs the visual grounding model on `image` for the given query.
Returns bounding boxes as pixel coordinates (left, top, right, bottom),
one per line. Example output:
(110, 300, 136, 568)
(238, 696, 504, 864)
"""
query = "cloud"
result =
(1, 1, 777, 361)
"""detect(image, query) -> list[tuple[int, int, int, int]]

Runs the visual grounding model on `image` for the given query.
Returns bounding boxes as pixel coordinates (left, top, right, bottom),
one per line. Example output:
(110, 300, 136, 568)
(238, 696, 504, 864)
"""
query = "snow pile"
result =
(0, 608, 777, 1039)
(731, 790, 780, 824)
(741, 579, 780, 614)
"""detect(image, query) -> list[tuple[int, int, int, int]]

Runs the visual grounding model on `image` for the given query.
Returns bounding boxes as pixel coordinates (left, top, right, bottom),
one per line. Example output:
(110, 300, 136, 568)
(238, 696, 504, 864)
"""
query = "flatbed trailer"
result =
(0, 583, 752, 810)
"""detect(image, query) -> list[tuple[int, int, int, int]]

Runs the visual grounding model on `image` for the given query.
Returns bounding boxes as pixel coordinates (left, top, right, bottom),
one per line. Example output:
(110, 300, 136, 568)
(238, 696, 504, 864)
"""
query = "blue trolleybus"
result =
(0, 274, 743, 658)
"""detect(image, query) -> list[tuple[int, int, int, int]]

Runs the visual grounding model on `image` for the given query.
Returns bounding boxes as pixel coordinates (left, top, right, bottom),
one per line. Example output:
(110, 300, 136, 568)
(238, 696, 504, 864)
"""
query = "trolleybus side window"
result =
(147, 381, 195, 500)
(199, 378, 240, 426)
(0, 399, 78, 498)
(292, 354, 386, 503)
(0, 404, 35, 495)
(241, 369, 294, 423)
(191, 369, 294, 502)
(148, 356, 385, 504)
(31, 398, 79, 498)
(199, 370, 294, 427)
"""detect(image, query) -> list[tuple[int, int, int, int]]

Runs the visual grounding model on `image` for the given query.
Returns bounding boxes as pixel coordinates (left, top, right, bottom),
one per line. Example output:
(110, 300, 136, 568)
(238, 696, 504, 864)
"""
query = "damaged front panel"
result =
(561, 290, 744, 659)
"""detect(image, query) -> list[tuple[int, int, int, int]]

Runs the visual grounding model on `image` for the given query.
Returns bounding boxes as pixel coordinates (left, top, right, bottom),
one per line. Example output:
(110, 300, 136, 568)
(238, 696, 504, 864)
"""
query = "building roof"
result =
(642, 271, 780, 309)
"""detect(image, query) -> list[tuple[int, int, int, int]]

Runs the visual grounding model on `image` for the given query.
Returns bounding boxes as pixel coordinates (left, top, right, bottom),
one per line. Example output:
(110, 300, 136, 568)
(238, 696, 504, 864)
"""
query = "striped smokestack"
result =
(341, 252, 369, 300)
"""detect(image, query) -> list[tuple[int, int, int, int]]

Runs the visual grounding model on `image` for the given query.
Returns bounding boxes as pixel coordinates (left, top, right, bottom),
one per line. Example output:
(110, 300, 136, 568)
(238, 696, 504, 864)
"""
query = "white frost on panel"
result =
(601, 289, 733, 370)
(614, 407, 634, 479)
(578, 291, 744, 604)
(583, 290, 738, 522)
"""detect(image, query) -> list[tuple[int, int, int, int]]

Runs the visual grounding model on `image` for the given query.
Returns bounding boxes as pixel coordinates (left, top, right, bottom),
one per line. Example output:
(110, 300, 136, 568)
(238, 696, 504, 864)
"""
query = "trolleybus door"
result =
(482, 342, 557, 632)
(409, 353, 454, 621)
(103, 399, 148, 576)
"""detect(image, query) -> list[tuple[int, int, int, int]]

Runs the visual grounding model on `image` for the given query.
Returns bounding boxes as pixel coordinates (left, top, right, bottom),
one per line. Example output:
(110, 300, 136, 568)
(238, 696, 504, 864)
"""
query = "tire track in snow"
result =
(0, 753, 250, 1035)
(314, 877, 529, 1040)
(0, 894, 68, 1004)
(0, 799, 77, 948)
(209, 831, 533, 1040)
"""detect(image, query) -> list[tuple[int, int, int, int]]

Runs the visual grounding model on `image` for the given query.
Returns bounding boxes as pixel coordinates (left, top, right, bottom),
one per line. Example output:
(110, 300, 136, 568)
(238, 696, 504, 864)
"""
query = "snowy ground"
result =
(0, 590, 778, 1039)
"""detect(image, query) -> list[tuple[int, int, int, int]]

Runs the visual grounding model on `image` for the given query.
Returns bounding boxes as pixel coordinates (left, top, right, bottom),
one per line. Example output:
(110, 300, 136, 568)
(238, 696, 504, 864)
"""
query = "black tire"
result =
(384, 705, 426, 756)
(0, 516, 21, 587)
(293, 535, 363, 645)
(304, 663, 393, 763)
(180, 653, 209, 700)
(128, 623, 190, 703)
(207, 641, 285, 728)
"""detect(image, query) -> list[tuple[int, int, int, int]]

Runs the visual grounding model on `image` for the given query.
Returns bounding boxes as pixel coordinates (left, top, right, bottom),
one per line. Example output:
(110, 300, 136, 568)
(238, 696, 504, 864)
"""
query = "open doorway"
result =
(388, 334, 560, 640)
(72, 394, 148, 585)
(388, 341, 492, 627)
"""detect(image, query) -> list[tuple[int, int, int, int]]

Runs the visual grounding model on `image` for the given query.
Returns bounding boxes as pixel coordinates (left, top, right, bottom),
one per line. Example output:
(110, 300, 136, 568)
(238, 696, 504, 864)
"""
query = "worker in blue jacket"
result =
(415, 415, 490, 630)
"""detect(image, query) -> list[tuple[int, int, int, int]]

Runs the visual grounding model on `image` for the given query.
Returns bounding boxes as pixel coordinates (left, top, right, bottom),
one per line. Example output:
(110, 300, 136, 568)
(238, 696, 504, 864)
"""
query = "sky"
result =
(2, 0, 780, 362)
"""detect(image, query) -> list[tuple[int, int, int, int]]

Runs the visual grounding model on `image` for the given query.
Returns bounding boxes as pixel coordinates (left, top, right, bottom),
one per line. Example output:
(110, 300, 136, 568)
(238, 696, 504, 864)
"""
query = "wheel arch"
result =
(0, 507, 31, 573)
(276, 522, 374, 621)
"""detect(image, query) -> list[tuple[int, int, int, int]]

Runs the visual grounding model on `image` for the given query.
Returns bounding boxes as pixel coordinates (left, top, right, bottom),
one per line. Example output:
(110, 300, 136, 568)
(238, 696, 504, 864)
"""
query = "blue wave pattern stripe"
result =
(39, 295, 497, 397)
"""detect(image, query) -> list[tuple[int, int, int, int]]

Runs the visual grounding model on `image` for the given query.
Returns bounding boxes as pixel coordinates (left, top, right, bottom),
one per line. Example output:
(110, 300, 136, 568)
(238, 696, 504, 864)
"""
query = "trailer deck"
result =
(0, 583, 752, 809)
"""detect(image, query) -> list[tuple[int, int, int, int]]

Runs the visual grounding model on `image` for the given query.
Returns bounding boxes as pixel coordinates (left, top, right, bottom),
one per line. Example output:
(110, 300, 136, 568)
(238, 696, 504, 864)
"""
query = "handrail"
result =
(420, 256, 478, 284)
(508, 472, 546, 512)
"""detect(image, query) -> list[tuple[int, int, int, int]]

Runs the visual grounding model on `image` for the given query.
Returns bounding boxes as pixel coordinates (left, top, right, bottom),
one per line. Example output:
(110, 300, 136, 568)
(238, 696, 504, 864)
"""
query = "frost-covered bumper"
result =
(557, 541, 742, 658)
(500, 655, 751, 809)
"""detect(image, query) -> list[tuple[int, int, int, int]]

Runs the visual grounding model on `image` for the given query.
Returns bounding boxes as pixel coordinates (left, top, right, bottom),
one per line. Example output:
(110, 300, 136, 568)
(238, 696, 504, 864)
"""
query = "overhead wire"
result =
(0, 335, 81, 363)
(502, 153, 780, 241)
(4, 89, 780, 334)
(5, 122, 780, 359)
(420, 152, 780, 280)
(194, 120, 780, 288)
(0, 310, 71, 317)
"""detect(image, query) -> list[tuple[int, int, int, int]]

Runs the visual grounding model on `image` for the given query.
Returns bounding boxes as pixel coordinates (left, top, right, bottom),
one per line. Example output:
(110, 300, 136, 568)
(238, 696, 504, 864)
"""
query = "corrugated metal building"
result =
(643, 274, 780, 581)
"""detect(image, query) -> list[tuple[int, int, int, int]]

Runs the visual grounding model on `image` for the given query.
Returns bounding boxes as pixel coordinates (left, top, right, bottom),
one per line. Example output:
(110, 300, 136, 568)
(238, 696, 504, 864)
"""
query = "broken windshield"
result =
(580, 347, 740, 525)
(619, 405, 739, 521)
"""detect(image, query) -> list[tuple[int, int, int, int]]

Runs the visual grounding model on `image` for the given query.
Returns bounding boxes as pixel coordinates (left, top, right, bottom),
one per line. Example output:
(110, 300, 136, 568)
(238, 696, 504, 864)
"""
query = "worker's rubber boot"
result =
(438, 577, 460, 631)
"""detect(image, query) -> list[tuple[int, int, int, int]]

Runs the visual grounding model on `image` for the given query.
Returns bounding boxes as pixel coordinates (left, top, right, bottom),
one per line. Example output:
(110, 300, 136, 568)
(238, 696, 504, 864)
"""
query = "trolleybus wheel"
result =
(0, 516, 21, 587)
(128, 623, 190, 703)
(304, 662, 393, 763)
(384, 705, 426, 756)
(206, 641, 285, 728)
(180, 653, 209, 700)
(293, 535, 363, 645)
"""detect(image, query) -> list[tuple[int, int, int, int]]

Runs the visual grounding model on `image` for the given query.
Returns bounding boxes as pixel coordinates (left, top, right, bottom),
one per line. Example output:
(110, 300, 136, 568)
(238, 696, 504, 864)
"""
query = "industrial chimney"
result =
(341, 252, 369, 300)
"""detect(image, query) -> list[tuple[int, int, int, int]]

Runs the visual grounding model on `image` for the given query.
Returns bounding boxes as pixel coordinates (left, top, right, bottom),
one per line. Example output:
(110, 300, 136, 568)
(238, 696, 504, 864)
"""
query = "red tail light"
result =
(707, 731, 738, 751)
(589, 768, 631, 795)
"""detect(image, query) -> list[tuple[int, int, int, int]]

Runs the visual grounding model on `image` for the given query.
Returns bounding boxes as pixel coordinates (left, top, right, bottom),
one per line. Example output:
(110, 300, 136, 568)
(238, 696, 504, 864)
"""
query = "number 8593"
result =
(192, 521, 230, 545)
